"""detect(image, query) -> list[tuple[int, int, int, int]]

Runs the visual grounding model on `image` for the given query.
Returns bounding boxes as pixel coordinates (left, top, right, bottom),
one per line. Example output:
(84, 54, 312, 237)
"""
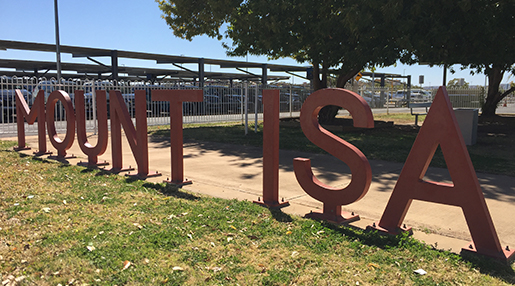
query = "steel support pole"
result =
(54, 0, 62, 82)
(198, 58, 205, 88)
(111, 50, 119, 81)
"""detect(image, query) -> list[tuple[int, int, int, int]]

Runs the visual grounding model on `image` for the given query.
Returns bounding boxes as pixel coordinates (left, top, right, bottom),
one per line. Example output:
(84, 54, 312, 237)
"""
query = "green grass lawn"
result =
(2, 114, 515, 284)
(150, 115, 515, 177)
(1, 140, 514, 285)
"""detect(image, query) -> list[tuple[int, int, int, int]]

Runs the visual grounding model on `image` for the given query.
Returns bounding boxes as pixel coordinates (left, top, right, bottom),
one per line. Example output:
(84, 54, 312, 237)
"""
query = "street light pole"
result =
(54, 0, 62, 83)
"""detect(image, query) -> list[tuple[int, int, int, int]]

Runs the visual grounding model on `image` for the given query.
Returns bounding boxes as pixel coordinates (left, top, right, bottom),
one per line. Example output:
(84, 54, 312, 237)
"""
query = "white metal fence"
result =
(0, 76, 311, 136)
(432, 87, 485, 108)
(347, 86, 487, 109)
(1, 75, 509, 137)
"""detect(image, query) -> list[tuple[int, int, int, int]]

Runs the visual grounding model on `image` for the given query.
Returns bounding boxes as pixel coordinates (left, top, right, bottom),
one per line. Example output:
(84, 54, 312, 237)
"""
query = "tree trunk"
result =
(318, 105, 340, 124)
(336, 67, 361, 88)
(482, 65, 504, 117)
(317, 68, 361, 124)
(313, 62, 339, 124)
(312, 61, 327, 91)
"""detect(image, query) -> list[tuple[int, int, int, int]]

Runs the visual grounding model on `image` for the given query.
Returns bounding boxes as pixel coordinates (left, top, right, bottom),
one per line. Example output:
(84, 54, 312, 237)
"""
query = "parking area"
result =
(0, 77, 311, 136)
(3, 76, 514, 137)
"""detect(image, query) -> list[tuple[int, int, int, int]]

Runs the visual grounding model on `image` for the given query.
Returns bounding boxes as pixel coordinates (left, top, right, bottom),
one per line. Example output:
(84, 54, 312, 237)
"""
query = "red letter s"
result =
(294, 88, 374, 223)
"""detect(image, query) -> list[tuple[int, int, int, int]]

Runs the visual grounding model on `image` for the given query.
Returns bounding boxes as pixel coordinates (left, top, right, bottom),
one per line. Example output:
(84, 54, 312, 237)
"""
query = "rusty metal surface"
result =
(375, 86, 514, 262)
(15, 90, 47, 154)
(109, 90, 149, 176)
(152, 89, 203, 185)
(75, 90, 108, 166)
(254, 89, 289, 209)
(46, 90, 75, 158)
(294, 88, 374, 223)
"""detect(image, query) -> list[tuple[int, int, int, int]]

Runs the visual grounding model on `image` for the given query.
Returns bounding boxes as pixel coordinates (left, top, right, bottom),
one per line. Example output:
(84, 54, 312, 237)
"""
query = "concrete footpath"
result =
(7, 133, 515, 254)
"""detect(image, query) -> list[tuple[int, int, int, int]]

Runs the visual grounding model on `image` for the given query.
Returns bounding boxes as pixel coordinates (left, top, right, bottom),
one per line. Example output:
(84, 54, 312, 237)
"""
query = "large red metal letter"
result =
(371, 87, 514, 263)
(151, 89, 203, 186)
(254, 89, 289, 208)
(75, 90, 109, 167)
(294, 88, 374, 223)
(46, 90, 75, 158)
(15, 89, 49, 155)
(109, 90, 156, 178)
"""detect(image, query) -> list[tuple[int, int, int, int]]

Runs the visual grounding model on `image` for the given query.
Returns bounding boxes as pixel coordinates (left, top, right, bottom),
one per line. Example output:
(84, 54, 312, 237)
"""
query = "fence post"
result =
(240, 82, 244, 124)
(289, 84, 293, 117)
(254, 84, 258, 133)
(244, 81, 248, 135)
(92, 86, 97, 135)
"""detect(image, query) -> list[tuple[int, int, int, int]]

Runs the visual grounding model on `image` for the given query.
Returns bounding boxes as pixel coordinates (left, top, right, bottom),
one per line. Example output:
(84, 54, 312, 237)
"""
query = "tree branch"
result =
(336, 67, 361, 88)
(500, 86, 515, 102)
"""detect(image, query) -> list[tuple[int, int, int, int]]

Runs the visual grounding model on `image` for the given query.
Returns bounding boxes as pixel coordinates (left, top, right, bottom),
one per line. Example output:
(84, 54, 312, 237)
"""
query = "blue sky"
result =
(0, 0, 510, 87)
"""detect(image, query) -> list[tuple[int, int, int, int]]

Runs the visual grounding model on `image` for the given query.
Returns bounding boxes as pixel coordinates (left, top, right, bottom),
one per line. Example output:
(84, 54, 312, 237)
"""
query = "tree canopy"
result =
(157, 0, 407, 88)
(157, 0, 409, 121)
(447, 78, 470, 89)
(399, 0, 515, 116)
(157, 0, 515, 117)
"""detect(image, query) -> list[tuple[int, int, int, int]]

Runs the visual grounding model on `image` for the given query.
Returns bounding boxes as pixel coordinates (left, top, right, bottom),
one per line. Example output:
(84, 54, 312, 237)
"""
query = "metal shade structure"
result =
(0, 40, 310, 84)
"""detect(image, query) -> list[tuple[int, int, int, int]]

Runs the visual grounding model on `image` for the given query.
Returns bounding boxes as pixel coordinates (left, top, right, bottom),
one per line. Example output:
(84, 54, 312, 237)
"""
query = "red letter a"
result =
(372, 87, 513, 262)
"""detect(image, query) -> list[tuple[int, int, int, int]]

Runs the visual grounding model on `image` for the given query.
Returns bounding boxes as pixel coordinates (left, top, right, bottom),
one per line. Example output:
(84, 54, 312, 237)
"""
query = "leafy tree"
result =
(447, 78, 469, 88)
(156, 0, 407, 122)
(400, 0, 515, 117)
(157, 0, 515, 118)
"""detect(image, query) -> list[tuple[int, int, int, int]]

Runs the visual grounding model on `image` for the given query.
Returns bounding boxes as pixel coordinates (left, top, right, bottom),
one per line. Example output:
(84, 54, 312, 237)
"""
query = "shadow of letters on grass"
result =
(13, 87, 513, 263)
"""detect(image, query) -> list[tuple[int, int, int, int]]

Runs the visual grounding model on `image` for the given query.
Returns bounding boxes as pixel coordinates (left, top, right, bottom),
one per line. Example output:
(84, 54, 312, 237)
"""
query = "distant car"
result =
(83, 81, 119, 116)
(33, 80, 81, 118)
(221, 94, 242, 114)
(279, 92, 302, 112)
(203, 94, 221, 114)
(131, 84, 172, 117)
(361, 91, 381, 107)
(33, 80, 81, 100)
(390, 90, 409, 107)
(392, 90, 408, 101)
(0, 88, 30, 122)
(410, 89, 432, 101)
